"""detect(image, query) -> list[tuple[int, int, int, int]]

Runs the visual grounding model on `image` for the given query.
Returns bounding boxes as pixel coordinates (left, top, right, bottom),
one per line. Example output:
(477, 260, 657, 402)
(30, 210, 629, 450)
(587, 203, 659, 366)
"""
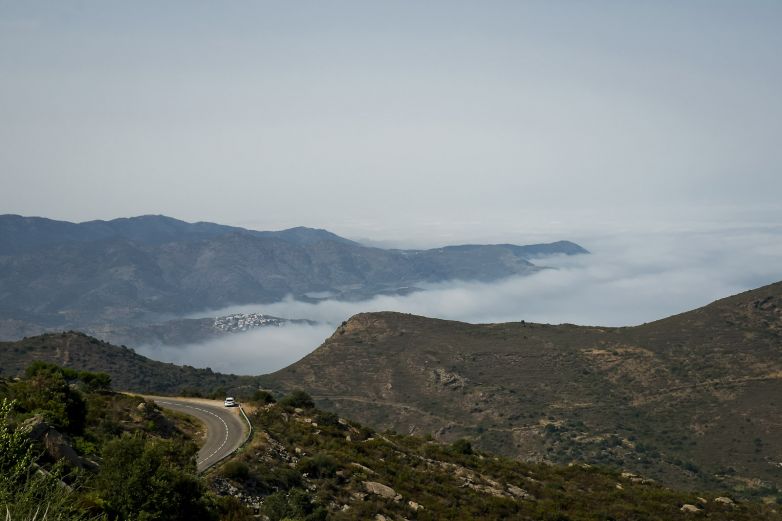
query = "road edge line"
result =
(203, 404, 253, 474)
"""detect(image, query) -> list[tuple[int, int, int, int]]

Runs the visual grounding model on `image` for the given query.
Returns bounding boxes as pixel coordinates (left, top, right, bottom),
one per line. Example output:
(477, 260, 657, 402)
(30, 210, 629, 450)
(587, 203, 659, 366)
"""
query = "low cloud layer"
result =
(136, 323, 335, 376)
(143, 227, 782, 375)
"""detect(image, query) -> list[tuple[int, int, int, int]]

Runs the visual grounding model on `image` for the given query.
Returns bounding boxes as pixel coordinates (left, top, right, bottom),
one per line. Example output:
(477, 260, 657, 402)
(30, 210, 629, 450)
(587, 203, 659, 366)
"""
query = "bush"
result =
(78, 371, 112, 392)
(0, 398, 34, 498)
(261, 488, 325, 521)
(298, 454, 339, 479)
(222, 460, 250, 481)
(95, 433, 214, 521)
(0, 399, 89, 520)
(279, 390, 314, 409)
(12, 368, 87, 434)
(315, 411, 340, 427)
(251, 390, 276, 404)
(451, 438, 474, 455)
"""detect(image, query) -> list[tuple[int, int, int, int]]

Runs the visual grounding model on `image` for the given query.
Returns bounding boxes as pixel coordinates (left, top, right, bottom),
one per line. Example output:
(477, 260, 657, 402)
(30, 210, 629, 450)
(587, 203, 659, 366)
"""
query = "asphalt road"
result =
(153, 397, 249, 472)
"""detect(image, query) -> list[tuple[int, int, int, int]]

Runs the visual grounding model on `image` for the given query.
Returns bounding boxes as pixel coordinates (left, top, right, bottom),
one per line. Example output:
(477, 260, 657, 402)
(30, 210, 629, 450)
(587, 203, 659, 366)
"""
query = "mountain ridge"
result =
(0, 214, 587, 339)
(0, 213, 358, 254)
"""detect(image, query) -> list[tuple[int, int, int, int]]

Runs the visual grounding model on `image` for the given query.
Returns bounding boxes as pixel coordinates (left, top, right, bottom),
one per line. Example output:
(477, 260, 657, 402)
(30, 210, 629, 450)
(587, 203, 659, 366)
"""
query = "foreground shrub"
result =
(95, 433, 214, 521)
(0, 399, 91, 520)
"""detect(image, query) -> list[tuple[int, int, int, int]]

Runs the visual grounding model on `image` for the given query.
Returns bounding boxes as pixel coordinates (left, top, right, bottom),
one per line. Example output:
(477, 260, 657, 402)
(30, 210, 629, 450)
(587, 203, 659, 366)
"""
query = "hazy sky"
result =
(1, 1, 781, 244)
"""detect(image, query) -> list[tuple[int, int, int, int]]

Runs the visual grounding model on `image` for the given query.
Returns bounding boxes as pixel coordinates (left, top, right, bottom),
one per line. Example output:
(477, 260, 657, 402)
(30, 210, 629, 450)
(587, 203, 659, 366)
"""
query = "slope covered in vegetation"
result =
(264, 281, 782, 498)
(209, 392, 779, 520)
(0, 363, 224, 520)
(0, 331, 258, 395)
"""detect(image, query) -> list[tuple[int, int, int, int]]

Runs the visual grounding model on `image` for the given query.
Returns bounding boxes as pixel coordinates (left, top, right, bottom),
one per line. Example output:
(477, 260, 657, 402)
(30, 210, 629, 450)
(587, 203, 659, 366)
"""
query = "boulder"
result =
(20, 414, 49, 439)
(43, 429, 84, 468)
(507, 484, 533, 500)
(363, 481, 398, 499)
(19, 415, 96, 470)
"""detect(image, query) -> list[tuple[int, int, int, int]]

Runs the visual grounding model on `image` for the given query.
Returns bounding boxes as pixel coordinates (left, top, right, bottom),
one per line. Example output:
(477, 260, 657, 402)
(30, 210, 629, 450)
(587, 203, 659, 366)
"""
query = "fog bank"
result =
(136, 323, 334, 376)
(144, 227, 782, 375)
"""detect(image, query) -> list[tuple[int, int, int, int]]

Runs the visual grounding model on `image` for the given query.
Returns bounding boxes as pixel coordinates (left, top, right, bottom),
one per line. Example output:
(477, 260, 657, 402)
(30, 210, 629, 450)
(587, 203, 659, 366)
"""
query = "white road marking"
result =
(156, 401, 230, 466)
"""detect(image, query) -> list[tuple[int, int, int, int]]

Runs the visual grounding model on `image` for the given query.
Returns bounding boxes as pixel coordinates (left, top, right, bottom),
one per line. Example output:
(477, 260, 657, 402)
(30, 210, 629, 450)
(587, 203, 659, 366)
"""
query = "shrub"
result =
(451, 438, 474, 455)
(251, 390, 276, 404)
(0, 399, 89, 520)
(261, 488, 324, 521)
(315, 411, 340, 427)
(12, 368, 87, 434)
(298, 454, 338, 479)
(279, 390, 314, 409)
(78, 371, 112, 392)
(222, 460, 251, 481)
(95, 433, 214, 521)
(0, 398, 34, 498)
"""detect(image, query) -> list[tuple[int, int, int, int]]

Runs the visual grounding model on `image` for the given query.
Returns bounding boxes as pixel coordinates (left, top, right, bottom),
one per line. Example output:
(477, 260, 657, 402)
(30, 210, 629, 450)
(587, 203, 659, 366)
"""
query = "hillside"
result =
(0, 331, 257, 395)
(3, 366, 776, 520)
(210, 398, 779, 520)
(0, 214, 587, 338)
(262, 281, 782, 498)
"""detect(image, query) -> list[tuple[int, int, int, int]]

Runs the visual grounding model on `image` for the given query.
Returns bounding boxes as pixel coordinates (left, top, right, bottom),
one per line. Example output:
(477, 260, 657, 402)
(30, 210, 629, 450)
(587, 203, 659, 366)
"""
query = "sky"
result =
(1, 1, 781, 243)
(2, 2, 781, 374)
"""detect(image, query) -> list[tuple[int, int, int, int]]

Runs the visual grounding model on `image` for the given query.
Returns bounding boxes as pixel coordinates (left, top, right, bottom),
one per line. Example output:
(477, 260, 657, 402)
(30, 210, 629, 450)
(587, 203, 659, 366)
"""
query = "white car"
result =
(224, 397, 236, 407)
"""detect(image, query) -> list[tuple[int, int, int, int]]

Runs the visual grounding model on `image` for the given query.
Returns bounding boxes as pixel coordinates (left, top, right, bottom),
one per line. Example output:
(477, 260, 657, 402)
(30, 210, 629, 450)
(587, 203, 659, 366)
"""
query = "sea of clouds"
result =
(137, 226, 782, 375)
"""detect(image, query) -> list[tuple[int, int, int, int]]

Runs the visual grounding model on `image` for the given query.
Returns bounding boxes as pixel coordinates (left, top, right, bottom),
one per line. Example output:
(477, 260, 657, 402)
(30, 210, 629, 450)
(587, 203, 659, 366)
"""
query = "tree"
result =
(95, 433, 214, 521)
(13, 368, 87, 434)
(78, 371, 112, 392)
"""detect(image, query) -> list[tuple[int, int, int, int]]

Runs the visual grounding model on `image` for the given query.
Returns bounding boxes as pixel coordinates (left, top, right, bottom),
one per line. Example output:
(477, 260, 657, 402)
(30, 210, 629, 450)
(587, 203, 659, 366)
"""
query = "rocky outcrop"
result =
(20, 415, 97, 470)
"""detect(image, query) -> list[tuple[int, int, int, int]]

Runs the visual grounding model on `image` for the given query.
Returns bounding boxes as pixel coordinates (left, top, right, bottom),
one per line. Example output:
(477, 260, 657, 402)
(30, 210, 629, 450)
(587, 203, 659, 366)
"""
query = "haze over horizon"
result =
(1, 1, 781, 246)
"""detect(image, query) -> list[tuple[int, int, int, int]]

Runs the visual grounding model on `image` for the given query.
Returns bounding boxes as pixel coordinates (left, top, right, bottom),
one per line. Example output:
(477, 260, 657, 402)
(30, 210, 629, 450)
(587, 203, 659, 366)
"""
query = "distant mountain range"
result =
(0, 214, 587, 339)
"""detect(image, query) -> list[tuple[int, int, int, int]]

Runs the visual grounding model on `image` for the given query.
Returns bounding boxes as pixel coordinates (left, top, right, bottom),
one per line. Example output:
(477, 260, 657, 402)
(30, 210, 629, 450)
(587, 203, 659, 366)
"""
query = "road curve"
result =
(152, 397, 249, 472)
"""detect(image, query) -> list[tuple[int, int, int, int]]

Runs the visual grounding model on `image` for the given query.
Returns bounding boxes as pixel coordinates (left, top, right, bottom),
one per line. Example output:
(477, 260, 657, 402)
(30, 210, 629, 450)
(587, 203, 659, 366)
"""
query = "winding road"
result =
(152, 397, 250, 472)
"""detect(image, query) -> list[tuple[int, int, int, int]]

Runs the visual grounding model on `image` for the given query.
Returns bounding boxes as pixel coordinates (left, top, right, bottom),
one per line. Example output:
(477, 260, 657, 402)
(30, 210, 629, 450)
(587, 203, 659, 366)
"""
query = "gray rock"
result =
(363, 481, 398, 499)
(20, 415, 96, 470)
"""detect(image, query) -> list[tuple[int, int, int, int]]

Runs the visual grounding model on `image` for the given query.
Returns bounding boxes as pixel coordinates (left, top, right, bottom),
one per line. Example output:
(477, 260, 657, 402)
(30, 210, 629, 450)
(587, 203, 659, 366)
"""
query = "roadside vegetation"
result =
(0, 363, 217, 520)
(2, 364, 779, 520)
